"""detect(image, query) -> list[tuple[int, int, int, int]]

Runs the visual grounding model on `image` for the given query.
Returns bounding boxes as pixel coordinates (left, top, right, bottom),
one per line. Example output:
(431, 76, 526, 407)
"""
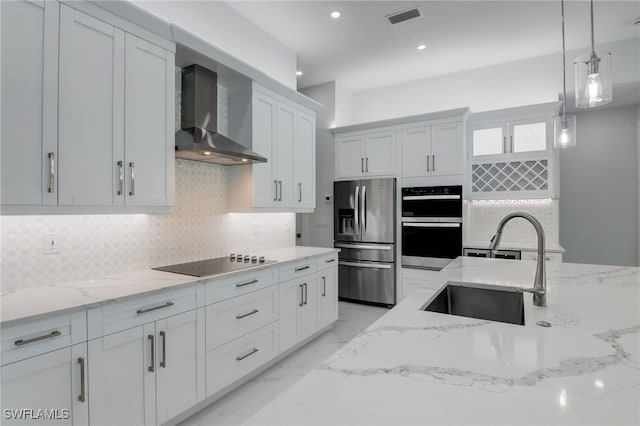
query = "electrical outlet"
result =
(43, 234, 59, 255)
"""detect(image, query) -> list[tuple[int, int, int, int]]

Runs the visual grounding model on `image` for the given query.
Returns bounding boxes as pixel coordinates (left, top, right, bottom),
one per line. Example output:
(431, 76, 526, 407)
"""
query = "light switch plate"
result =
(43, 234, 59, 255)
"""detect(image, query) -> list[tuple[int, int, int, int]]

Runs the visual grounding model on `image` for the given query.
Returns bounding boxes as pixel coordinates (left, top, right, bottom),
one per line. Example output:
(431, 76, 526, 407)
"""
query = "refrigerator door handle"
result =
(354, 185, 359, 232)
(339, 261, 392, 269)
(335, 243, 393, 250)
(361, 185, 366, 233)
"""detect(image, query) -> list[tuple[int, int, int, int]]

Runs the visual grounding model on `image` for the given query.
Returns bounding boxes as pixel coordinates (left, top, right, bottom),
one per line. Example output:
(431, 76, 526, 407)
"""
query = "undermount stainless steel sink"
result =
(421, 281, 525, 325)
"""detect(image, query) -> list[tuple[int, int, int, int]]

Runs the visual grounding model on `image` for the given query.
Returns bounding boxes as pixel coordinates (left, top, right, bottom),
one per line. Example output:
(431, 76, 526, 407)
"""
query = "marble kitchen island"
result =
(244, 257, 640, 425)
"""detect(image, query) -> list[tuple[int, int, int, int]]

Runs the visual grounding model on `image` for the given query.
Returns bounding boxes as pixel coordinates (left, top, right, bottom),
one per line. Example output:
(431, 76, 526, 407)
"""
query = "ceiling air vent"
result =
(386, 7, 421, 25)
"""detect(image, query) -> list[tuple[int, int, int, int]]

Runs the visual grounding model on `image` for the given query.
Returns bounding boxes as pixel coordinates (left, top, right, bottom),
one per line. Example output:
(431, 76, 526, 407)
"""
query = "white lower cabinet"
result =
(88, 309, 202, 425)
(318, 267, 338, 329)
(0, 343, 88, 426)
(279, 276, 319, 352)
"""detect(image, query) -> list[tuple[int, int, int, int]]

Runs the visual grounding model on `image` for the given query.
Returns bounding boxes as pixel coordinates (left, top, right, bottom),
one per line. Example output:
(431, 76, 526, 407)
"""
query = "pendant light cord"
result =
(590, 0, 595, 54)
(561, 0, 567, 119)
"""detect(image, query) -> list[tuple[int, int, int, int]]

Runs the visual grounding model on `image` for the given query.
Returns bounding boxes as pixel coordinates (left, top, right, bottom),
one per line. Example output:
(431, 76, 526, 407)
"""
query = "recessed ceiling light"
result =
(417, 43, 427, 51)
(330, 11, 341, 19)
(296, 71, 303, 76)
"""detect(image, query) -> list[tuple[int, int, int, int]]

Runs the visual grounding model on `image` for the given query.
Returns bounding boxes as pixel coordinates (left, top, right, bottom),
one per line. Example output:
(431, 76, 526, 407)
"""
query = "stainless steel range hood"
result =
(175, 64, 267, 165)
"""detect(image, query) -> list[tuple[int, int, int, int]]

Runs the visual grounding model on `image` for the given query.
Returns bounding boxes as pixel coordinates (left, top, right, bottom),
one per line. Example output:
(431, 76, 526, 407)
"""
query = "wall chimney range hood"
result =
(175, 64, 267, 165)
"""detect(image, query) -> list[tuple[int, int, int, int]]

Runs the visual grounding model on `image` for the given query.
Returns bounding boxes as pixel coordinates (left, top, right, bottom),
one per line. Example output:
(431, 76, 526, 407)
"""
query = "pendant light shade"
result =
(574, 0, 612, 108)
(574, 51, 612, 107)
(554, 115, 577, 148)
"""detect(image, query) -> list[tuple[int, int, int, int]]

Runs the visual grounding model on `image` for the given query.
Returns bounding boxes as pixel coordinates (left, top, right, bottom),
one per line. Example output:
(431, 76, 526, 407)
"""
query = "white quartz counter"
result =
(0, 246, 337, 326)
(245, 257, 640, 425)
(464, 240, 566, 253)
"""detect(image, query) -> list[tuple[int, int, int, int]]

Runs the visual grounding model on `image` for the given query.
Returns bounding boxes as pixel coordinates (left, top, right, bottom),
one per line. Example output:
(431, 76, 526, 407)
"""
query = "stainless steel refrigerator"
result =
(334, 178, 396, 306)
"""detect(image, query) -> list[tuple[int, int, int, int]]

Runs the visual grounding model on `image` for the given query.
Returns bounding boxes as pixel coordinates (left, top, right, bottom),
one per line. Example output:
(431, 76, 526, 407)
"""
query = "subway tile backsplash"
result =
(0, 159, 295, 292)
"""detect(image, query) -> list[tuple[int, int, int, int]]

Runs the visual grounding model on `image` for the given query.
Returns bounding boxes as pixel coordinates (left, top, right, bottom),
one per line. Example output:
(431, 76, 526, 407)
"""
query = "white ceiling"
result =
(226, 1, 640, 92)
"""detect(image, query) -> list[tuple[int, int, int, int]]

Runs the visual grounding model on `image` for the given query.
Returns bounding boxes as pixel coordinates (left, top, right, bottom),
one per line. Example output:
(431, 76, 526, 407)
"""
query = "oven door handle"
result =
(339, 261, 392, 269)
(402, 222, 461, 228)
(402, 195, 460, 200)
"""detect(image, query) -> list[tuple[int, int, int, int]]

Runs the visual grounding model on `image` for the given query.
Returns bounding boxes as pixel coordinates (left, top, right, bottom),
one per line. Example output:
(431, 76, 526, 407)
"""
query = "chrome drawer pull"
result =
(322, 276, 326, 297)
(325, 258, 335, 263)
(117, 161, 124, 195)
(136, 302, 174, 315)
(236, 279, 259, 288)
(273, 180, 278, 201)
(160, 331, 166, 368)
(236, 309, 259, 320)
(78, 357, 86, 403)
(236, 347, 259, 361)
(14, 330, 61, 346)
(128, 162, 135, 196)
(303, 283, 308, 305)
(148, 334, 155, 372)
(48, 152, 55, 193)
(294, 265, 310, 272)
(299, 284, 304, 307)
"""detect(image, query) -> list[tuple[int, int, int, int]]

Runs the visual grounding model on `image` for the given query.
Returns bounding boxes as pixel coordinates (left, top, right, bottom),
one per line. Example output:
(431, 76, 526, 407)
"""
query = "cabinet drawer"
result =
(206, 322, 278, 397)
(279, 259, 317, 282)
(521, 251, 563, 263)
(87, 285, 197, 339)
(317, 252, 338, 271)
(206, 286, 278, 351)
(205, 267, 277, 305)
(1, 311, 86, 366)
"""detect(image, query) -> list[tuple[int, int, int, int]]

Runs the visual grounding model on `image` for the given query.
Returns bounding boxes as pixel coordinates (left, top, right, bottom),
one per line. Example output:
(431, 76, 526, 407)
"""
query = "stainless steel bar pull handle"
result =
(299, 284, 304, 307)
(117, 161, 124, 195)
(361, 157, 364, 173)
(325, 258, 335, 263)
(432, 154, 435, 172)
(236, 279, 259, 288)
(278, 180, 283, 201)
(298, 183, 302, 202)
(361, 185, 366, 232)
(78, 357, 86, 403)
(322, 276, 326, 297)
(148, 334, 155, 372)
(14, 330, 61, 346)
(510, 136, 514, 152)
(354, 185, 360, 231)
(48, 152, 55, 193)
(136, 301, 174, 315)
(426, 155, 430, 172)
(236, 309, 259, 319)
(295, 265, 310, 272)
(128, 162, 135, 196)
(366, 157, 369, 173)
(236, 348, 259, 361)
(159, 331, 166, 368)
(273, 180, 278, 201)
(303, 283, 308, 305)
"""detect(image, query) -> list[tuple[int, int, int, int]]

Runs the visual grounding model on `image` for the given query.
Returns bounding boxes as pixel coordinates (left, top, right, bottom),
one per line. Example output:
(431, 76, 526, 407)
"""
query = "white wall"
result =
(131, 0, 297, 89)
(0, 160, 295, 292)
(298, 82, 336, 249)
(334, 82, 354, 128)
(347, 38, 639, 125)
(559, 104, 639, 267)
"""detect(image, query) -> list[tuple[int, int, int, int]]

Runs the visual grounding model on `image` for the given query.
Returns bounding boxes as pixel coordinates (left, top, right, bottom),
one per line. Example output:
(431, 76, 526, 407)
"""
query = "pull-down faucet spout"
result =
(489, 212, 547, 307)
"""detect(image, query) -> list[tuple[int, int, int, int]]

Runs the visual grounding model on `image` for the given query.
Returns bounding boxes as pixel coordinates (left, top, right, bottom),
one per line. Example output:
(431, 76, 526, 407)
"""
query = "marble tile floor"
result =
(179, 301, 388, 426)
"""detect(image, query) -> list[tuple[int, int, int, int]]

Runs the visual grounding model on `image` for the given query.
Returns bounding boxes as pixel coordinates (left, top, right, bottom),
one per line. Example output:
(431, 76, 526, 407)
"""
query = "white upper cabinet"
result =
(1, 0, 59, 206)
(1, 1, 175, 213)
(401, 121, 464, 179)
(123, 33, 175, 207)
(466, 102, 560, 200)
(228, 84, 317, 212)
(335, 130, 397, 179)
(58, 5, 125, 206)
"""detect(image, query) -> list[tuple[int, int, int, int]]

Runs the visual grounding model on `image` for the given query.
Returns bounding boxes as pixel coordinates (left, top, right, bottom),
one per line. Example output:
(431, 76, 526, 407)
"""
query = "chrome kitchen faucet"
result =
(489, 212, 547, 307)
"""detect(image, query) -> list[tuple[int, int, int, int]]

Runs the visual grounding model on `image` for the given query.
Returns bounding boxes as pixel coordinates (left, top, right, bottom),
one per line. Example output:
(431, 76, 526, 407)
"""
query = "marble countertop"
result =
(245, 257, 640, 425)
(463, 240, 566, 253)
(0, 246, 338, 326)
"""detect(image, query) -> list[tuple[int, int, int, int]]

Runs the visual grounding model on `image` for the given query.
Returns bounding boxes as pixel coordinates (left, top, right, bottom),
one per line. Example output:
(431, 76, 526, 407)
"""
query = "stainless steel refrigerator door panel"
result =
(335, 242, 395, 263)
(338, 261, 395, 305)
(360, 178, 396, 243)
(334, 180, 361, 242)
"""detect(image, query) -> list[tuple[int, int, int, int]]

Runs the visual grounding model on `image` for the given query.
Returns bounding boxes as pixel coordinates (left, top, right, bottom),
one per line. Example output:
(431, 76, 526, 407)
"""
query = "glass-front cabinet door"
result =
(469, 118, 550, 159)
(510, 118, 550, 154)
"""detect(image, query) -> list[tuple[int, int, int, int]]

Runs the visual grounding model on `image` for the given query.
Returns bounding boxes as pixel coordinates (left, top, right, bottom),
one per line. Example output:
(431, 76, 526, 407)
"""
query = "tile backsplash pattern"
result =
(0, 159, 294, 291)
(463, 199, 560, 247)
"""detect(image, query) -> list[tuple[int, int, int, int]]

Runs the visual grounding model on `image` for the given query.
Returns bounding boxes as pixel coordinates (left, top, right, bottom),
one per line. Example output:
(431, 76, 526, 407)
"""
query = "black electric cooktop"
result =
(152, 255, 276, 277)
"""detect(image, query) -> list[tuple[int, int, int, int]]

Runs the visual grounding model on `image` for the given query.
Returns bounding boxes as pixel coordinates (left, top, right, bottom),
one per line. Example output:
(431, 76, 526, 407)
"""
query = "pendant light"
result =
(574, 0, 612, 107)
(554, 0, 576, 148)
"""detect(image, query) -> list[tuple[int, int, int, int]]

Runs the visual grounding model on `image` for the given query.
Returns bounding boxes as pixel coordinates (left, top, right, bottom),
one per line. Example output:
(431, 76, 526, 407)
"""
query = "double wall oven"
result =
(401, 185, 463, 270)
